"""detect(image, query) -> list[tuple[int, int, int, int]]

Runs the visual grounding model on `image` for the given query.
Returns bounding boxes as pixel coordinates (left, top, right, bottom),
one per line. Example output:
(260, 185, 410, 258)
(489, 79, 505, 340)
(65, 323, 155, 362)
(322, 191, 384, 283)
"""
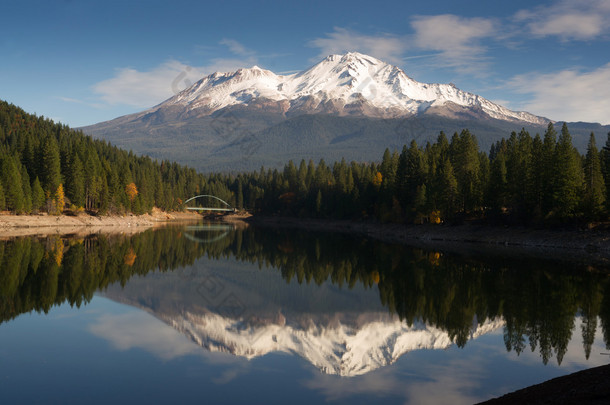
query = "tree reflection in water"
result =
(0, 223, 608, 366)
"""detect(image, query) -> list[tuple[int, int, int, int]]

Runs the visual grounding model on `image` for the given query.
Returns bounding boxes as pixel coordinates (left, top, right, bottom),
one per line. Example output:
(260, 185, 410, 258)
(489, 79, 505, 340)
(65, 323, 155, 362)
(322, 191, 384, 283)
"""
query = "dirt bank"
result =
(0, 209, 202, 238)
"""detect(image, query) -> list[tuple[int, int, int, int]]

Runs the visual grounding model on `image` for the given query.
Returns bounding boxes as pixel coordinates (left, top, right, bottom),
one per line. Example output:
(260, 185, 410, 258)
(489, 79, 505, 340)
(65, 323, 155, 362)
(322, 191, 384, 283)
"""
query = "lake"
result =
(0, 222, 608, 404)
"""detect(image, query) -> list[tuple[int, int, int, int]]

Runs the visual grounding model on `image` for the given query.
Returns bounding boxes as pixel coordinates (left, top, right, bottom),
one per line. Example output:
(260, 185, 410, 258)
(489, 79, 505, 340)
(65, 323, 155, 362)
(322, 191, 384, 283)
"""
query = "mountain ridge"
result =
(154, 52, 548, 125)
(81, 52, 608, 172)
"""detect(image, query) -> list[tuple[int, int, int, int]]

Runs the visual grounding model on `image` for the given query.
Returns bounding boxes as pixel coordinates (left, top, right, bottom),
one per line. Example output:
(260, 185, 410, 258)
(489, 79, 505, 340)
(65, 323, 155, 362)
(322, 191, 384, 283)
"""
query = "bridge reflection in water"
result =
(183, 224, 235, 244)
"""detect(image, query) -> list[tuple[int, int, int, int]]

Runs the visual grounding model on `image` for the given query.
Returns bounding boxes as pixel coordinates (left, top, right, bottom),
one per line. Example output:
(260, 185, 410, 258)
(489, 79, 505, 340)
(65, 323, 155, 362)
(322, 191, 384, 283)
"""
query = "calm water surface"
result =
(0, 223, 608, 404)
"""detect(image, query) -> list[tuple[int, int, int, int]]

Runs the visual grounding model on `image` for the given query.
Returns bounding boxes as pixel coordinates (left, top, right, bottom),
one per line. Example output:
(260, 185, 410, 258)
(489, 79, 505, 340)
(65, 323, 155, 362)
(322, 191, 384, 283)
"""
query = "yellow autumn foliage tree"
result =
(373, 171, 383, 187)
(125, 182, 138, 202)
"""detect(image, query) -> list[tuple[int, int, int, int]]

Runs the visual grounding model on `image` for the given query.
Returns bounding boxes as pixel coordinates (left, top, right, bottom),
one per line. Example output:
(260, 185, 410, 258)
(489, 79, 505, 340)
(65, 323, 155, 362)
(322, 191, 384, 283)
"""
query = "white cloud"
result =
(308, 27, 407, 64)
(515, 0, 610, 40)
(303, 355, 486, 404)
(93, 60, 207, 107)
(309, 20, 498, 75)
(508, 63, 610, 124)
(93, 40, 257, 107)
(219, 38, 253, 56)
(410, 14, 496, 74)
(89, 312, 200, 360)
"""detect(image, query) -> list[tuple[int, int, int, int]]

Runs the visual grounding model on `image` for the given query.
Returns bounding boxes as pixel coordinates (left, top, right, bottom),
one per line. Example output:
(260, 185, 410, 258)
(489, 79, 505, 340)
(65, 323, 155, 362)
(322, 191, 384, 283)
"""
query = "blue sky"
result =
(1, 0, 609, 127)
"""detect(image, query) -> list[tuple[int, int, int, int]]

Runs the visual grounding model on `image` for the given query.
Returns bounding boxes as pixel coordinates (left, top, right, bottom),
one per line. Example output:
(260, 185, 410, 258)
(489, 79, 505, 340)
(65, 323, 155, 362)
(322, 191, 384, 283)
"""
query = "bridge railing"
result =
(183, 194, 236, 212)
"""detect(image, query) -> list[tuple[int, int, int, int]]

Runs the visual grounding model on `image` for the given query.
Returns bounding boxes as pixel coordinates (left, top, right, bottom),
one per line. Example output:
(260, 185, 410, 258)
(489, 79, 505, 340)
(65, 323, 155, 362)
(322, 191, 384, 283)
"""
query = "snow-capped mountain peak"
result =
(158, 52, 547, 124)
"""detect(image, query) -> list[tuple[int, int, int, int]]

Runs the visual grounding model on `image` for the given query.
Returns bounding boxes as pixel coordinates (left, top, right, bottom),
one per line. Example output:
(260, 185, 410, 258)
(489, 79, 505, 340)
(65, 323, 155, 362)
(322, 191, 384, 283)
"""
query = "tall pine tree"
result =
(583, 133, 606, 219)
(41, 134, 62, 197)
(552, 123, 583, 218)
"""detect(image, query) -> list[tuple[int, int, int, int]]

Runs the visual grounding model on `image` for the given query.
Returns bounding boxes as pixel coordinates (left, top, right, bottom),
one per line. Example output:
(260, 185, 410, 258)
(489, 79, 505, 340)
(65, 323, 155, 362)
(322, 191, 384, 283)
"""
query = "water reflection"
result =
(101, 259, 503, 376)
(1, 223, 609, 374)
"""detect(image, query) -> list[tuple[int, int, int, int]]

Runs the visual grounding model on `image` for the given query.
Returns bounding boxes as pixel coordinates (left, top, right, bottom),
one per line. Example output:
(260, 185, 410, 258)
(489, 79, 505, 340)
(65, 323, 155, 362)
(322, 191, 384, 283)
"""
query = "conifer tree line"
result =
(0, 100, 215, 214)
(219, 123, 610, 224)
(3, 100, 610, 223)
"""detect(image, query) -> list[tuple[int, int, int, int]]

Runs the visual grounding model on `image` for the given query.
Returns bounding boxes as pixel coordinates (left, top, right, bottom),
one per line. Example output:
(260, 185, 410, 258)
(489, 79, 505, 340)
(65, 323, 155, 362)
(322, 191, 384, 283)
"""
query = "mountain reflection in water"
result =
(1, 222, 609, 375)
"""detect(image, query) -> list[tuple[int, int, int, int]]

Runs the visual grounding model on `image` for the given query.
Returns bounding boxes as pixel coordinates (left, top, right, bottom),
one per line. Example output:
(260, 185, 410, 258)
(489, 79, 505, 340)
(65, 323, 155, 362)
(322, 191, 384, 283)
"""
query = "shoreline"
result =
(0, 210, 202, 238)
(242, 215, 610, 252)
(235, 215, 610, 268)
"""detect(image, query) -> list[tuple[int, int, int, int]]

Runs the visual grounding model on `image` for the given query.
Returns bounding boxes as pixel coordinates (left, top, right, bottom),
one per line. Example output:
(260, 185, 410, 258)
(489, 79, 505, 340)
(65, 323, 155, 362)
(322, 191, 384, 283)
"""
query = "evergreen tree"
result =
(451, 129, 481, 212)
(541, 123, 557, 215)
(488, 149, 508, 212)
(0, 183, 5, 210)
(583, 133, 605, 219)
(41, 134, 62, 196)
(0, 155, 24, 213)
(403, 140, 426, 215)
(438, 158, 458, 220)
(31, 177, 45, 212)
(236, 180, 244, 209)
(529, 134, 545, 219)
(20, 164, 32, 213)
(65, 151, 85, 207)
(603, 132, 610, 214)
(552, 123, 583, 218)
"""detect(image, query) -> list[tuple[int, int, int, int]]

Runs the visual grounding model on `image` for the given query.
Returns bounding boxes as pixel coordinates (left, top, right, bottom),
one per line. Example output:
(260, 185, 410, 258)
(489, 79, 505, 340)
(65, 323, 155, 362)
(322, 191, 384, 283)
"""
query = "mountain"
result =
(155, 52, 547, 124)
(82, 52, 606, 172)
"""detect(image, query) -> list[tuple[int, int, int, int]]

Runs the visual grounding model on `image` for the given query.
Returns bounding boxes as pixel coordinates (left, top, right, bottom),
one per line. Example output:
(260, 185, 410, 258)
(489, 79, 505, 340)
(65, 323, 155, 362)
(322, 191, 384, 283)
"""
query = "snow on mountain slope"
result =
(161, 310, 504, 377)
(158, 52, 547, 125)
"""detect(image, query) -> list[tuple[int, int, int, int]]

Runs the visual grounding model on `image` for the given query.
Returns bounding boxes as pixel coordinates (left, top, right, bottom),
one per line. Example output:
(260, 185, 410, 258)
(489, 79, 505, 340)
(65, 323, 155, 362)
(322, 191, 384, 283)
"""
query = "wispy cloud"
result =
(89, 312, 199, 360)
(514, 0, 610, 40)
(303, 355, 486, 404)
(93, 39, 257, 107)
(219, 38, 254, 56)
(309, 17, 498, 76)
(508, 62, 610, 124)
(409, 14, 497, 75)
(308, 27, 407, 64)
(93, 60, 207, 107)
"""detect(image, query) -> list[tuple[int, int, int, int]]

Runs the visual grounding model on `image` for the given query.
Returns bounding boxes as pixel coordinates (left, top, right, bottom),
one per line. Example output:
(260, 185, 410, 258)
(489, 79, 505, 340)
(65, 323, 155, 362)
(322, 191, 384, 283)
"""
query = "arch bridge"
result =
(183, 194, 236, 212)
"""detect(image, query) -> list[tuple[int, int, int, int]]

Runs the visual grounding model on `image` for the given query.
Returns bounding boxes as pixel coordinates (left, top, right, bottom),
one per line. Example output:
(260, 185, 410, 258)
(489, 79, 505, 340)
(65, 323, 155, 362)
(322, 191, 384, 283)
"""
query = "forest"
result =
(208, 123, 610, 225)
(0, 100, 210, 214)
(1, 99, 609, 225)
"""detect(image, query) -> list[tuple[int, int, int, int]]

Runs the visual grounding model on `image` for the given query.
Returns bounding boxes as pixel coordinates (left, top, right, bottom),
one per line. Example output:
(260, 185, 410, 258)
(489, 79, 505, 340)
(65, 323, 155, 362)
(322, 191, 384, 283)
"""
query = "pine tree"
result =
(41, 134, 62, 196)
(603, 132, 610, 214)
(451, 129, 481, 212)
(438, 158, 458, 220)
(403, 140, 425, 214)
(20, 164, 32, 213)
(541, 123, 557, 215)
(1, 155, 24, 213)
(65, 151, 85, 207)
(528, 134, 544, 219)
(583, 133, 605, 219)
(488, 150, 508, 212)
(552, 123, 583, 218)
(236, 180, 244, 209)
(0, 183, 5, 211)
(31, 177, 45, 212)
